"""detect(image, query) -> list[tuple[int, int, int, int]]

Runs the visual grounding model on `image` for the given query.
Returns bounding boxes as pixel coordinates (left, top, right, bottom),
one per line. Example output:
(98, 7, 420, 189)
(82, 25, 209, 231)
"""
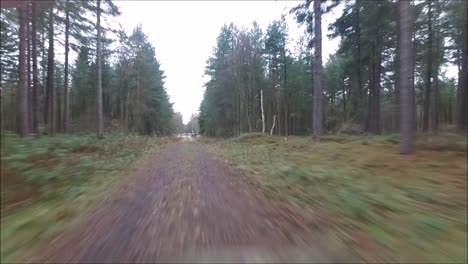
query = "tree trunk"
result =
(261, 89, 265, 133)
(343, 78, 347, 122)
(46, 7, 55, 135)
(96, 0, 104, 138)
(270, 115, 277, 136)
(367, 31, 382, 134)
(283, 42, 288, 136)
(31, 2, 39, 134)
(433, 65, 440, 131)
(399, 0, 416, 154)
(17, 6, 29, 137)
(393, 9, 400, 132)
(355, 0, 363, 126)
(423, 1, 433, 132)
(312, 0, 324, 137)
(63, 0, 70, 132)
(27, 3, 32, 130)
(457, 1, 467, 131)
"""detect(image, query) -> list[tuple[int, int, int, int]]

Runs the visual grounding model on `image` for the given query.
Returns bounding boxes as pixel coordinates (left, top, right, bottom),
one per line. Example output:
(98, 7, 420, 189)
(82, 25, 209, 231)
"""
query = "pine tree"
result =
(399, 0, 416, 154)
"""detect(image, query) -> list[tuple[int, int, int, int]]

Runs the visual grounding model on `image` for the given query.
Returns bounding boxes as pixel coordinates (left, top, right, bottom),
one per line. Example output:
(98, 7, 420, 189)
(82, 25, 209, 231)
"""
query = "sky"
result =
(115, 0, 342, 124)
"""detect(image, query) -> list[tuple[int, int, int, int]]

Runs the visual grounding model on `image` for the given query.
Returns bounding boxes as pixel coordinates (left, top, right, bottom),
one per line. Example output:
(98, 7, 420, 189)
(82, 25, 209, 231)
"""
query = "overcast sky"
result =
(115, 1, 342, 124)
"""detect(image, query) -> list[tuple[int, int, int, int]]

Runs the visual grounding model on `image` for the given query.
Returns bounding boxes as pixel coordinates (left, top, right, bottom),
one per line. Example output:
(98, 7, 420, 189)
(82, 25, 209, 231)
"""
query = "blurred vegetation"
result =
(0, 133, 175, 263)
(204, 133, 467, 263)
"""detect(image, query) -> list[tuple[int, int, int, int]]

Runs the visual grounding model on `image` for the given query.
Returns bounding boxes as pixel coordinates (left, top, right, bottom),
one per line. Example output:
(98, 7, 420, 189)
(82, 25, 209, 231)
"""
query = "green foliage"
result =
(70, 25, 174, 135)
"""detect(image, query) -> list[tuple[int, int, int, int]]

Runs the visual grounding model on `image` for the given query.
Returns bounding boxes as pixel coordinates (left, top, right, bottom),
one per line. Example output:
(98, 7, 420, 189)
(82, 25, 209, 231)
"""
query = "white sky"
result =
(115, 0, 342, 124)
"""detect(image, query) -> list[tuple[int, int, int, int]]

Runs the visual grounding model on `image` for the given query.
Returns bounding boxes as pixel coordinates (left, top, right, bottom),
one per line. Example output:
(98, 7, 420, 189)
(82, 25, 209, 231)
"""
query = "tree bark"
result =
(367, 30, 382, 134)
(312, 0, 324, 137)
(433, 64, 440, 130)
(96, 0, 104, 138)
(46, 6, 55, 135)
(423, 1, 433, 132)
(355, 0, 363, 126)
(63, 0, 70, 132)
(27, 3, 32, 130)
(393, 7, 400, 132)
(456, 1, 467, 131)
(261, 89, 265, 133)
(399, 0, 416, 154)
(17, 6, 29, 137)
(31, 2, 39, 134)
(270, 115, 277, 136)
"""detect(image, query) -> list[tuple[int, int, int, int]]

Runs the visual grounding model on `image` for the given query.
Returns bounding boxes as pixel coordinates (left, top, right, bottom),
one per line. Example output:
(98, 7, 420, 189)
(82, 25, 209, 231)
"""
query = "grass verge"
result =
(0, 132, 176, 263)
(203, 133, 467, 263)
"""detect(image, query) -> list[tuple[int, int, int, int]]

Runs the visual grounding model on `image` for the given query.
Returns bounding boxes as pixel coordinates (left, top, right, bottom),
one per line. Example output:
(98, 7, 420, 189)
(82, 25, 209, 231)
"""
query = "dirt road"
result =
(29, 142, 355, 263)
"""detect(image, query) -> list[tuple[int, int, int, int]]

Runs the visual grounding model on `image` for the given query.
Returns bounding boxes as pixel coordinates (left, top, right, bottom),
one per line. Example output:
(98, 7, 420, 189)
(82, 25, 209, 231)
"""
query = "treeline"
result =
(198, 0, 467, 147)
(0, 0, 174, 137)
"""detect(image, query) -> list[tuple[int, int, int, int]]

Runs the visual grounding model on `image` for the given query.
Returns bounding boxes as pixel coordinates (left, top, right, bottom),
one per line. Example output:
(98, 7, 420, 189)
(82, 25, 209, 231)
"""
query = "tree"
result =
(63, 0, 70, 132)
(423, 0, 433, 132)
(456, 1, 467, 131)
(17, 4, 29, 137)
(31, 2, 39, 134)
(45, 5, 55, 135)
(312, 0, 323, 137)
(399, 0, 416, 155)
(96, 0, 104, 138)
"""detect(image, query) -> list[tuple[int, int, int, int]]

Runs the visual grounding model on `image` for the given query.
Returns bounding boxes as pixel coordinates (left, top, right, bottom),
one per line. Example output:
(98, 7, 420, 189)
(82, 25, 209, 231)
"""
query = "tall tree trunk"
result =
(355, 0, 363, 126)
(32, 2, 39, 134)
(367, 31, 381, 134)
(261, 89, 265, 133)
(393, 9, 400, 132)
(27, 3, 32, 130)
(17, 5, 29, 137)
(312, 0, 323, 137)
(457, 1, 467, 131)
(63, 0, 70, 132)
(96, 0, 104, 138)
(56, 67, 61, 132)
(423, 1, 433, 132)
(283, 42, 288, 136)
(433, 64, 440, 130)
(46, 7, 55, 135)
(41, 15, 46, 127)
(343, 78, 347, 122)
(399, 0, 416, 154)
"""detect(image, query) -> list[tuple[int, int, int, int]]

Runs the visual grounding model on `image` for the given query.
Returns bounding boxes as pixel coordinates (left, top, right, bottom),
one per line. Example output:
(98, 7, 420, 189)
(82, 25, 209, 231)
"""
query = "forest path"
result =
(29, 142, 354, 263)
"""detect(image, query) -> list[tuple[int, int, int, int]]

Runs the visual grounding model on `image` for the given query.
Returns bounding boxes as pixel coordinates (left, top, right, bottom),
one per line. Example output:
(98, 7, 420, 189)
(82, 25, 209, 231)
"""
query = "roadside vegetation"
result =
(204, 133, 467, 263)
(0, 133, 175, 263)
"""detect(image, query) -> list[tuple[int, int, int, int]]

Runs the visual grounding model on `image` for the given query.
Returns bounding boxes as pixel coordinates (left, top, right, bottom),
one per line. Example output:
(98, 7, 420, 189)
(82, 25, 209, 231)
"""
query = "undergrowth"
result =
(205, 133, 467, 263)
(0, 132, 175, 263)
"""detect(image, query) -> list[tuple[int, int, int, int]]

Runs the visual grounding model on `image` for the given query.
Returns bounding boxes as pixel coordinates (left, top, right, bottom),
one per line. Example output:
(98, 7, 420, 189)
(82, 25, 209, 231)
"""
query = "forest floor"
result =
(0, 133, 176, 263)
(203, 132, 467, 263)
(1, 133, 466, 263)
(21, 141, 355, 263)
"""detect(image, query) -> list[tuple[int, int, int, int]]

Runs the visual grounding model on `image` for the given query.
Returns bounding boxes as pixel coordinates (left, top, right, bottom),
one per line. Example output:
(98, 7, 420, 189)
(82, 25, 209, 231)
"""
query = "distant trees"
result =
(0, 0, 174, 137)
(199, 0, 466, 155)
(186, 113, 200, 134)
(199, 22, 313, 137)
(171, 112, 184, 134)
